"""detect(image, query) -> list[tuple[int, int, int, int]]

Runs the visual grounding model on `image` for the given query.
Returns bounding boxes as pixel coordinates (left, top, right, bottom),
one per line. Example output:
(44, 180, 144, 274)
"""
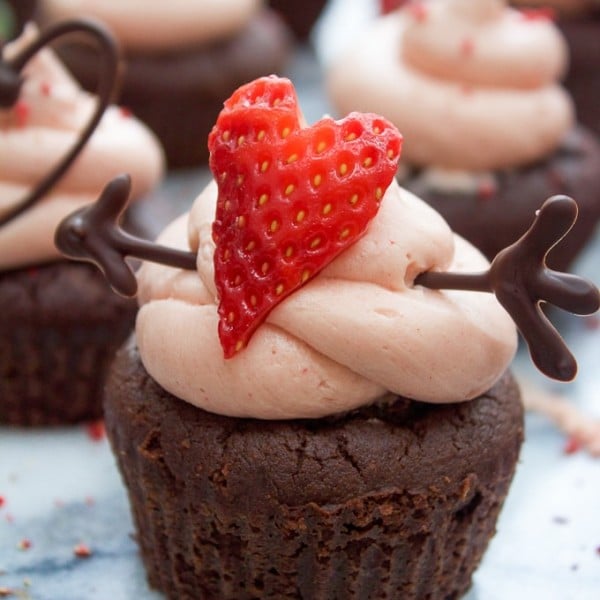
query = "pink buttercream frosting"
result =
(135, 178, 517, 420)
(327, 0, 574, 171)
(38, 0, 262, 52)
(0, 26, 165, 270)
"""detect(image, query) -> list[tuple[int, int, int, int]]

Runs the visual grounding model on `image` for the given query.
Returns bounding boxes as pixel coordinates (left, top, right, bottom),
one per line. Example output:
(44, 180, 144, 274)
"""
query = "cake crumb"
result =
(39, 82, 52, 97)
(519, 8, 555, 21)
(85, 420, 106, 442)
(520, 379, 600, 457)
(564, 436, 582, 455)
(13, 101, 30, 128)
(585, 315, 599, 331)
(73, 543, 92, 558)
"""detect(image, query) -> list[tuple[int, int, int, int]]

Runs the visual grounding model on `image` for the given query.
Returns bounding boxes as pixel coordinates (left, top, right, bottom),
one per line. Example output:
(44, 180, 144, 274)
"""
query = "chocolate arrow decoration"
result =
(0, 18, 119, 227)
(415, 196, 599, 381)
(55, 177, 599, 382)
(55, 174, 197, 296)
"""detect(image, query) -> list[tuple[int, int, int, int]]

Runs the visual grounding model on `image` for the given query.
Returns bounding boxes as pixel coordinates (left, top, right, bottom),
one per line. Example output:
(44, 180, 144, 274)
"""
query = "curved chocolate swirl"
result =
(56, 177, 599, 383)
(0, 18, 119, 227)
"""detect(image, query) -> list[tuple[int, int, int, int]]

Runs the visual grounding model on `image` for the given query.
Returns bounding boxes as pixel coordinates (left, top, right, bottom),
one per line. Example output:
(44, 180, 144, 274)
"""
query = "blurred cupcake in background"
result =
(326, 0, 600, 270)
(0, 22, 164, 425)
(35, 0, 293, 168)
(510, 0, 600, 136)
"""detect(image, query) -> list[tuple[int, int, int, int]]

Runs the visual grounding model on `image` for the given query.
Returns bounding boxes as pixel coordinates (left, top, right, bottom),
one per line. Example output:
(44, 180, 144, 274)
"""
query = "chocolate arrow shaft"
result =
(110, 228, 197, 272)
(415, 270, 491, 293)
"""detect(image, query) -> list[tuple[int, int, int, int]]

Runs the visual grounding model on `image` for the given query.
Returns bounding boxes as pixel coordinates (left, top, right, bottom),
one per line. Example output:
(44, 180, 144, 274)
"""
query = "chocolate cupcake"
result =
(106, 340, 522, 600)
(36, 0, 293, 168)
(57, 76, 598, 598)
(326, 0, 600, 270)
(511, 0, 600, 136)
(0, 22, 164, 425)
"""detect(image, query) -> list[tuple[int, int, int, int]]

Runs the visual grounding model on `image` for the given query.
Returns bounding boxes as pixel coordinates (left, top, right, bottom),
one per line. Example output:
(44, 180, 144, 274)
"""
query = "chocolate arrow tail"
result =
(55, 174, 197, 297)
(416, 195, 599, 382)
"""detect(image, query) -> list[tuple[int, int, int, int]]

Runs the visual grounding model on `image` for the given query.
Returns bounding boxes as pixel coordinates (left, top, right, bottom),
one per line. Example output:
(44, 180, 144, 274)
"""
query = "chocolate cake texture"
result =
(105, 339, 524, 600)
(0, 261, 136, 425)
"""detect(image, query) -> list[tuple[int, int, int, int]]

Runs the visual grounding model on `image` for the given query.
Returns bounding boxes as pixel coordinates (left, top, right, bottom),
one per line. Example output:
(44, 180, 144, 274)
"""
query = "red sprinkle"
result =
(85, 420, 106, 442)
(85, 496, 95, 507)
(119, 106, 132, 119)
(477, 179, 496, 200)
(17, 539, 32, 551)
(407, 1, 428, 22)
(40, 81, 52, 97)
(460, 37, 475, 57)
(563, 436, 582, 455)
(0, 496, 5, 509)
(13, 101, 30, 128)
(73, 543, 92, 558)
(584, 315, 599, 331)
(380, 0, 407, 14)
(519, 8, 556, 22)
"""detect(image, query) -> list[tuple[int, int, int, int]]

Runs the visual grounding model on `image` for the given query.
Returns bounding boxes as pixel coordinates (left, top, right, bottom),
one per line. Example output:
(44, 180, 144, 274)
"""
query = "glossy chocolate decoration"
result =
(416, 196, 599, 380)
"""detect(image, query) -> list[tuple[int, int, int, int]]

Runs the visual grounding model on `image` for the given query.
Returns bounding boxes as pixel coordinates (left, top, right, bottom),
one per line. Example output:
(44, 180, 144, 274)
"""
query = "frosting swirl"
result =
(0, 26, 165, 269)
(37, 0, 262, 53)
(327, 0, 574, 171)
(135, 178, 517, 420)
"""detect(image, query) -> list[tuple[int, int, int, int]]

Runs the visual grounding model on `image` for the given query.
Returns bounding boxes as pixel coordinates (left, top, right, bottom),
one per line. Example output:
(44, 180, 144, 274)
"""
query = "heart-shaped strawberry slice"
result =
(208, 76, 402, 358)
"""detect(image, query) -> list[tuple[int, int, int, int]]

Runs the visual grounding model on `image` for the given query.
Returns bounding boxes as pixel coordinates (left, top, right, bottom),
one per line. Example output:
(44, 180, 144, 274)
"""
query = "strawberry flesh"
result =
(209, 76, 402, 357)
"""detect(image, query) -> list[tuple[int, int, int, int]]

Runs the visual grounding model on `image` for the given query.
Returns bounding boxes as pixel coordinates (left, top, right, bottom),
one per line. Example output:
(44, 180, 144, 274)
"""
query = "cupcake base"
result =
(0, 261, 136, 425)
(403, 126, 600, 271)
(105, 338, 523, 600)
(52, 9, 292, 168)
